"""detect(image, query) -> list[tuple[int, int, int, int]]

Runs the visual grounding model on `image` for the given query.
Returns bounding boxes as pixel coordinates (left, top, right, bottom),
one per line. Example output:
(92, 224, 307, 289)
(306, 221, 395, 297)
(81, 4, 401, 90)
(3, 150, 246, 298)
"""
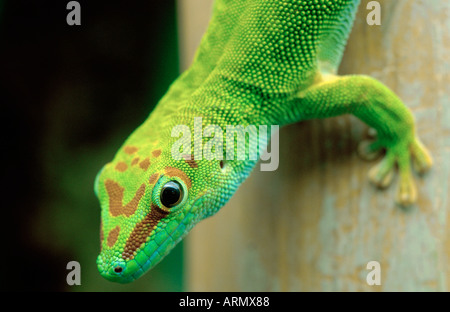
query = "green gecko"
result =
(95, 0, 432, 283)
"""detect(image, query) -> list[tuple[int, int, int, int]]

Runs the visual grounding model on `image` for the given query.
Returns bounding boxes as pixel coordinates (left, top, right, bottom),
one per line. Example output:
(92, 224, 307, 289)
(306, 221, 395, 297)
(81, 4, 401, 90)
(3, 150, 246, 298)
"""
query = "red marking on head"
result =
(131, 157, 140, 166)
(104, 180, 146, 217)
(124, 146, 139, 155)
(152, 149, 162, 158)
(115, 162, 128, 172)
(148, 173, 159, 185)
(165, 167, 192, 188)
(183, 154, 198, 169)
(107, 226, 120, 247)
(122, 204, 169, 260)
(139, 158, 150, 171)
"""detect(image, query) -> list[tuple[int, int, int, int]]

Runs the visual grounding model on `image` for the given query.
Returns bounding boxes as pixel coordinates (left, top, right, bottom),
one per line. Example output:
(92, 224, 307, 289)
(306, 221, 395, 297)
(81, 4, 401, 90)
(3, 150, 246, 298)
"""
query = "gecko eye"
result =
(160, 181, 183, 208)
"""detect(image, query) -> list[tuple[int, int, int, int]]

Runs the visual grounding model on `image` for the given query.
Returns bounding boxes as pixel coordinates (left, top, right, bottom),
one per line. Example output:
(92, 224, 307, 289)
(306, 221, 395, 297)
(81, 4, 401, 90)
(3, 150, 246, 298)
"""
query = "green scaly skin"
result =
(95, 0, 433, 283)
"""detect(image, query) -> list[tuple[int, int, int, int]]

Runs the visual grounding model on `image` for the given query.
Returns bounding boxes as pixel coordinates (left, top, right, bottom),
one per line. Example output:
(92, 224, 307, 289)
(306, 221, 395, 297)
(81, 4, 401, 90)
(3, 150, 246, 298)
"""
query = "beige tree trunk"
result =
(179, 0, 450, 291)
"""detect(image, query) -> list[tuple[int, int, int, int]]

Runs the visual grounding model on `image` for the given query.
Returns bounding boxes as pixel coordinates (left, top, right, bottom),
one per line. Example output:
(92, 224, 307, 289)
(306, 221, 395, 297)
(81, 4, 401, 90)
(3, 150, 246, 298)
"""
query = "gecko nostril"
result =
(114, 266, 123, 274)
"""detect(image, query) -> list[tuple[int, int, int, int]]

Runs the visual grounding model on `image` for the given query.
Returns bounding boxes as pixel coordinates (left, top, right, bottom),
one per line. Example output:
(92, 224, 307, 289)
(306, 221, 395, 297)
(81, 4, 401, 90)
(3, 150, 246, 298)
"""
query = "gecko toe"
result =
(411, 138, 433, 174)
(367, 127, 378, 139)
(395, 174, 417, 206)
(358, 139, 383, 161)
(368, 152, 395, 189)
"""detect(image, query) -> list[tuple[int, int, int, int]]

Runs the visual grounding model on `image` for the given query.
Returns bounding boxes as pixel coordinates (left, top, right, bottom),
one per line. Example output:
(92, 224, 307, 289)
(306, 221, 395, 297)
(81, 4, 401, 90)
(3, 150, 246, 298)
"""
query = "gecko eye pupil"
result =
(160, 181, 183, 208)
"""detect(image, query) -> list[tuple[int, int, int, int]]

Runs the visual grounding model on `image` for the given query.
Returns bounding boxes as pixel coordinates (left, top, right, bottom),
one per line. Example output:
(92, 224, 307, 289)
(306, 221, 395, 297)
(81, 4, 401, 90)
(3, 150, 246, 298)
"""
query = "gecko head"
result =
(94, 136, 248, 283)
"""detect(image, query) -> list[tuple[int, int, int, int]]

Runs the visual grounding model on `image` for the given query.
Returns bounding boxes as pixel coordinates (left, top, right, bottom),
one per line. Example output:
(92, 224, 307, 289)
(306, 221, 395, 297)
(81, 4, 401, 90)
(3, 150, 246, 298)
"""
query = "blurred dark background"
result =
(0, 0, 184, 291)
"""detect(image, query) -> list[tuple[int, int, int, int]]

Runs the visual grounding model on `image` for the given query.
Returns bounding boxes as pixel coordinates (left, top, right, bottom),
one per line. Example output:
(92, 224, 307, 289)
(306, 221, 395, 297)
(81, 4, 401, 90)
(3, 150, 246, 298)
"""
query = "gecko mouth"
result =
(97, 194, 208, 283)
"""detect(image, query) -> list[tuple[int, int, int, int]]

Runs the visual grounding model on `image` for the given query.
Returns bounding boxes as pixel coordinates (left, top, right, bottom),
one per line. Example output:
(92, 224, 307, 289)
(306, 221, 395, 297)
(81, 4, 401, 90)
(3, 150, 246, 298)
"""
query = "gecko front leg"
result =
(288, 73, 433, 206)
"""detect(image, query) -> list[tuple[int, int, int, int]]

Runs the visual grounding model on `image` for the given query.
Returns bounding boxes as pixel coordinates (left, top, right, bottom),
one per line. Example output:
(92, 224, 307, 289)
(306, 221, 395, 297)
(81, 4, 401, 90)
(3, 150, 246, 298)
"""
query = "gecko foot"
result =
(362, 136, 432, 206)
